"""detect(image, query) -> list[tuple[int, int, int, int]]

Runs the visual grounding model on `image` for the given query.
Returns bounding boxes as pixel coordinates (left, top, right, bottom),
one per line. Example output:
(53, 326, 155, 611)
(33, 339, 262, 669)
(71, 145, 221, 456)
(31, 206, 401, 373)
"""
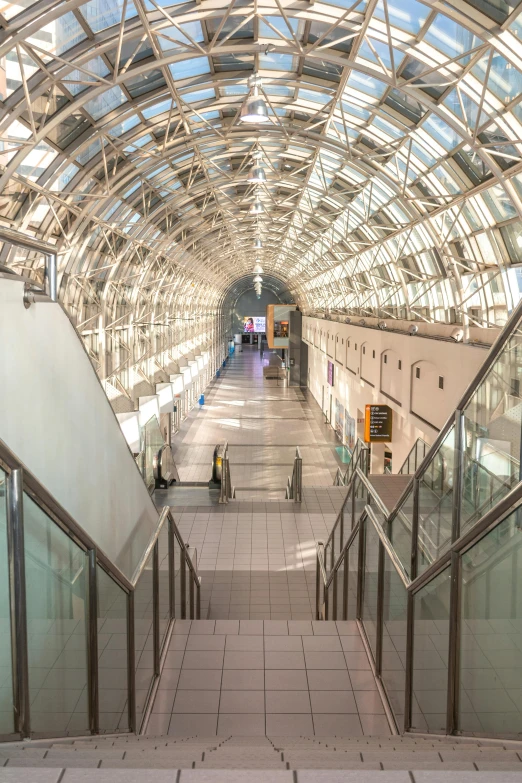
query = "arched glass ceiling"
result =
(2, 0, 522, 335)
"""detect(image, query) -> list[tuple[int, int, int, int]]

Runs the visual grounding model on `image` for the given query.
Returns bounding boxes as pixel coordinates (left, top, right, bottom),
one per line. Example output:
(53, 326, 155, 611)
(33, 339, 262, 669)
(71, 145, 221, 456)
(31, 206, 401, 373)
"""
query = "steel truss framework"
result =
(2, 0, 522, 394)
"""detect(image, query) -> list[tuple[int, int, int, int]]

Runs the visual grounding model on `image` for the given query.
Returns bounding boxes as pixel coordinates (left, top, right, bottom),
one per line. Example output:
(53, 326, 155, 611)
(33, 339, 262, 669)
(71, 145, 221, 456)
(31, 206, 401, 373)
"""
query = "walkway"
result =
(156, 347, 347, 620)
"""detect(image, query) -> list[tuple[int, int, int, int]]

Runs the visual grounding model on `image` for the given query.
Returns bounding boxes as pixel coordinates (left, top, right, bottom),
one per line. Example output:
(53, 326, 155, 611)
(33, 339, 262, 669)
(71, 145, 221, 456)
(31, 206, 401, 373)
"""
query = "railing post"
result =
(446, 550, 462, 735)
(315, 547, 321, 620)
(375, 540, 385, 676)
(87, 549, 99, 735)
(189, 560, 195, 619)
(6, 468, 30, 739)
(152, 542, 160, 677)
(127, 590, 136, 733)
(180, 551, 187, 619)
(168, 517, 175, 620)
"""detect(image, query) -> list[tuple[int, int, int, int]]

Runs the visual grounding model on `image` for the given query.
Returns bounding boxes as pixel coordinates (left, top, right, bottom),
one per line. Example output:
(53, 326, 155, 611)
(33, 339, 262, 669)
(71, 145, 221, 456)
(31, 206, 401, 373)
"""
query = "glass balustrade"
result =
(133, 552, 155, 731)
(24, 494, 89, 737)
(459, 506, 522, 737)
(381, 553, 408, 727)
(0, 469, 14, 737)
(361, 515, 379, 658)
(410, 567, 451, 734)
(97, 566, 129, 733)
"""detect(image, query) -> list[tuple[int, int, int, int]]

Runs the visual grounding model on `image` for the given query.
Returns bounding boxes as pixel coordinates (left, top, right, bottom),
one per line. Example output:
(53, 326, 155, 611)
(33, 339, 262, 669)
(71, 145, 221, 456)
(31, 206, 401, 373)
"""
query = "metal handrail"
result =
(398, 438, 430, 475)
(315, 426, 522, 740)
(385, 296, 522, 528)
(0, 435, 200, 741)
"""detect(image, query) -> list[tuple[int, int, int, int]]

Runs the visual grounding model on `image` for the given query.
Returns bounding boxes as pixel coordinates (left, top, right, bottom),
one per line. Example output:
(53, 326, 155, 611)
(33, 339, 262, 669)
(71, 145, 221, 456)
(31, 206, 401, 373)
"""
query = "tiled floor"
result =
(156, 348, 350, 620)
(147, 619, 390, 737)
(170, 347, 344, 489)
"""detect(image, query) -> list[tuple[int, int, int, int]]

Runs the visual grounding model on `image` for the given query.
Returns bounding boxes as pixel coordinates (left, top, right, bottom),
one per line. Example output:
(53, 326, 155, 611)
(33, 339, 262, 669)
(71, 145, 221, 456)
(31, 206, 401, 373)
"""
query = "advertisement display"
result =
(335, 399, 344, 442)
(243, 316, 266, 333)
(345, 413, 356, 451)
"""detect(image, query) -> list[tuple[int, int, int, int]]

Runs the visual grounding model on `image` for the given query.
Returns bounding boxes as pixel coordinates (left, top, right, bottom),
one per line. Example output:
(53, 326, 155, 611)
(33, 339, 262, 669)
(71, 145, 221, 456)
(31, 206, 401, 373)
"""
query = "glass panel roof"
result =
(0, 0, 522, 352)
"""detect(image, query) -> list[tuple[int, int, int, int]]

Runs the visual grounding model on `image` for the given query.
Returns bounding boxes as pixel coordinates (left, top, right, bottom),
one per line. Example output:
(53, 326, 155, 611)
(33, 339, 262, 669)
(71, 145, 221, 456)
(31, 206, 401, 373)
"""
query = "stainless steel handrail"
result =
(315, 422, 522, 740)
(0, 435, 200, 741)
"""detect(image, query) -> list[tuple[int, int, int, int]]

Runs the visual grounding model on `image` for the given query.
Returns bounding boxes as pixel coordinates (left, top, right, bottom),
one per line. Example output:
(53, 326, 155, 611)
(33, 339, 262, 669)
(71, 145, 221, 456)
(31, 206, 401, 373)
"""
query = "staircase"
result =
(3, 732, 522, 776)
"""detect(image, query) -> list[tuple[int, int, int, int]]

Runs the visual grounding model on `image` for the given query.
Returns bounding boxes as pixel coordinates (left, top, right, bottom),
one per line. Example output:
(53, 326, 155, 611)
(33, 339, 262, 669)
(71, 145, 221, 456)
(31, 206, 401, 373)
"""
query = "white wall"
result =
(0, 279, 158, 579)
(304, 316, 488, 471)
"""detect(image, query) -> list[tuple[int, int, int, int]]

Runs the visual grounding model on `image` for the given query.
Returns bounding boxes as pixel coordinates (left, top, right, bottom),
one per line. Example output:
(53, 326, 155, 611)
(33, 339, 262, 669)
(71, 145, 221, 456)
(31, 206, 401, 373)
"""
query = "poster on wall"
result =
(335, 399, 344, 442)
(243, 316, 266, 333)
(345, 413, 356, 451)
(327, 361, 334, 386)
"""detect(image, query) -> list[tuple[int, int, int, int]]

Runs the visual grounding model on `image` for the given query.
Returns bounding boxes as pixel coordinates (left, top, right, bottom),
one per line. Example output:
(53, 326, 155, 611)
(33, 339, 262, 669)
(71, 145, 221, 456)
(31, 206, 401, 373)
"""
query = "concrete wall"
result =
(230, 288, 281, 335)
(0, 278, 158, 579)
(304, 316, 489, 472)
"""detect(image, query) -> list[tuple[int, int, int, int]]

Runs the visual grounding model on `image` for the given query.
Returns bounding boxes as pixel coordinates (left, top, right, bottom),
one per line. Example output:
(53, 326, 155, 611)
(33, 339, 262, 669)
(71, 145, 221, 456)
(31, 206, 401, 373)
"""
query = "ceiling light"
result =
(248, 166, 266, 184)
(253, 263, 264, 274)
(250, 199, 264, 214)
(253, 275, 263, 283)
(240, 75, 269, 124)
(254, 239, 263, 249)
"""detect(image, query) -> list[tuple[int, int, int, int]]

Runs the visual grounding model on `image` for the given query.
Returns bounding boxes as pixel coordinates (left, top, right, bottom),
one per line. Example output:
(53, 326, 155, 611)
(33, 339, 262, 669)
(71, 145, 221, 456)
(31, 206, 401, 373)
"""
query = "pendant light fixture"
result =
(253, 274, 263, 283)
(240, 74, 269, 124)
(250, 198, 264, 214)
(253, 238, 263, 249)
(248, 149, 266, 184)
(253, 262, 264, 274)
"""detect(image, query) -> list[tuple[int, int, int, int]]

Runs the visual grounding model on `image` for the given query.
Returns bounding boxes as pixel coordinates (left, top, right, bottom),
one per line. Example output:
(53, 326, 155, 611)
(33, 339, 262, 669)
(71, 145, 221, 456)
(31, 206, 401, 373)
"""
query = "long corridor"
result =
(156, 346, 348, 621)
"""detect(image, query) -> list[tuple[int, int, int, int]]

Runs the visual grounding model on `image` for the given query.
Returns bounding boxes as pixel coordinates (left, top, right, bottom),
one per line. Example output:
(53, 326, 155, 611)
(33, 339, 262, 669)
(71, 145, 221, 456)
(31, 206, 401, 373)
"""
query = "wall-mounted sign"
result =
(364, 404, 392, 442)
(327, 361, 334, 386)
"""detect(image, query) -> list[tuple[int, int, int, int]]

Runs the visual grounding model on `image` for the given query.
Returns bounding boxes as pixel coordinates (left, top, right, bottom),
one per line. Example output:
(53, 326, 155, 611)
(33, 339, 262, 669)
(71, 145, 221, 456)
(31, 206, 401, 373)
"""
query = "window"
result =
(439, 376, 444, 389)
(372, 350, 375, 358)
(398, 360, 402, 370)
(416, 367, 421, 379)
(511, 377, 519, 397)
(384, 354, 387, 364)
(363, 346, 366, 354)
(355, 343, 357, 350)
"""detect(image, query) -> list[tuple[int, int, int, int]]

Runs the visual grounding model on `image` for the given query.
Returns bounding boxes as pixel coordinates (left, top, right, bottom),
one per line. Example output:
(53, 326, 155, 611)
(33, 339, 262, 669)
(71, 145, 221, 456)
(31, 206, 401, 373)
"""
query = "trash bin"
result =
(199, 394, 205, 406)
(216, 369, 220, 378)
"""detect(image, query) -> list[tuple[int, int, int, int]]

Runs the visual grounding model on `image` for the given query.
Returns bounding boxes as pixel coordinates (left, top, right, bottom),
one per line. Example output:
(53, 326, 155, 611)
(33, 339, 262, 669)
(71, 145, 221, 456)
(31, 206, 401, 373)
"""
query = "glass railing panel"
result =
(389, 487, 414, 578)
(0, 469, 14, 736)
(134, 552, 155, 729)
(174, 534, 184, 619)
(459, 506, 522, 737)
(24, 494, 89, 737)
(461, 324, 522, 533)
(346, 531, 359, 620)
(361, 517, 379, 658)
(410, 566, 451, 733)
(417, 426, 455, 574)
(97, 566, 129, 733)
(157, 526, 170, 650)
(381, 553, 408, 727)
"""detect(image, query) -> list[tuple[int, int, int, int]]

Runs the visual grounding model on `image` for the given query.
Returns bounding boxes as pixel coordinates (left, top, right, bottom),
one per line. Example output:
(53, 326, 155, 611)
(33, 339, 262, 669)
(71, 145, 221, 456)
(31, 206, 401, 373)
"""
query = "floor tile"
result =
(168, 713, 218, 736)
(265, 713, 314, 735)
(217, 713, 266, 736)
(221, 669, 265, 690)
(172, 690, 221, 713)
(219, 690, 265, 713)
(265, 690, 311, 713)
(309, 690, 357, 713)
